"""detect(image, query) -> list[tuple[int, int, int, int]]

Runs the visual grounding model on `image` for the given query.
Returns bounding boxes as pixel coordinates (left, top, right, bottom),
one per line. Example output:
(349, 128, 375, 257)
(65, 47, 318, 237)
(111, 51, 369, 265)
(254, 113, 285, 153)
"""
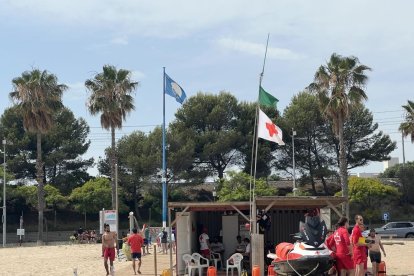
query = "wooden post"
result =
(154, 244, 158, 275)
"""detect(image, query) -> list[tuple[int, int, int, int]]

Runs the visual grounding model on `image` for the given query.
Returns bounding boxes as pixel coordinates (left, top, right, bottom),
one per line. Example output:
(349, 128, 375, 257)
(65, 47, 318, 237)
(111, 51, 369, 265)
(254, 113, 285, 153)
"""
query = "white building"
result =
(383, 157, 399, 171)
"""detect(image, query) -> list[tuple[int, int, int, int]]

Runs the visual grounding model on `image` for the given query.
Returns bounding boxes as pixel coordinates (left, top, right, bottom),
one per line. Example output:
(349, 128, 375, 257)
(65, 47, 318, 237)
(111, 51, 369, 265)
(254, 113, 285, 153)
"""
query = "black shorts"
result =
(144, 238, 148, 245)
(369, 251, 381, 263)
(131, 252, 142, 260)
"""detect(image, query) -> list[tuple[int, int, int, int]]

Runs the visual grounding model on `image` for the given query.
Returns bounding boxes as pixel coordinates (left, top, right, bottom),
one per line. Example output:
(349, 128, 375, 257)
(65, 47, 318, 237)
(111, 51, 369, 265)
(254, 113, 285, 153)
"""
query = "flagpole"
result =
(250, 33, 270, 235)
(162, 67, 167, 228)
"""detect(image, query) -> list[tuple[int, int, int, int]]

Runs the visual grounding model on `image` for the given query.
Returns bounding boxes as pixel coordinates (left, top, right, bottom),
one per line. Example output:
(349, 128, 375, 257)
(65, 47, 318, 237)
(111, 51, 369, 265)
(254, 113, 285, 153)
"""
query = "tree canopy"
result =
(400, 100, 414, 143)
(217, 171, 277, 201)
(0, 106, 93, 194)
(86, 64, 138, 210)
(308, 53, 371, 218)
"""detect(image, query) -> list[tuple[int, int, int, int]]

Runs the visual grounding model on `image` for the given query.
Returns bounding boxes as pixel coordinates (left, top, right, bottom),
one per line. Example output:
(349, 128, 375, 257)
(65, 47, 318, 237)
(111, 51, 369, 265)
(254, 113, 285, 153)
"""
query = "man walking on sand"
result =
(127, 228, 144, 275)
(102, 223, 118, 276)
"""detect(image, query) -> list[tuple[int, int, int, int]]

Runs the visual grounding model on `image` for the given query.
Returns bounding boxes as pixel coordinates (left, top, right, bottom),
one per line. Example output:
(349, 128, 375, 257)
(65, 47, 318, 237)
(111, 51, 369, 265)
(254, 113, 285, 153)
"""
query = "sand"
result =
(0, 241, 413, 275)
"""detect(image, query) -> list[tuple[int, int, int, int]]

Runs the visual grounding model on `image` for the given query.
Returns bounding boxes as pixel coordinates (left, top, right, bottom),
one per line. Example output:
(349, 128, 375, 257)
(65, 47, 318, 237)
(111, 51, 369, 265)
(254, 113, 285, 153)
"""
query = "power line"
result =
(372, 110, 403, 114)
(89, 124, 160, 129)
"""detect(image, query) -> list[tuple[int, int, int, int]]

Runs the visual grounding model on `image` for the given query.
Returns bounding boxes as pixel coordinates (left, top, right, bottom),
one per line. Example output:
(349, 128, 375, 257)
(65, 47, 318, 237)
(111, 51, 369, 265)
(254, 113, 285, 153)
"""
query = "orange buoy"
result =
(252, 265, 260, 276)
(207, 266, 217, 276)
(378, 261, 386, 276)
(267, 265, 275, 276)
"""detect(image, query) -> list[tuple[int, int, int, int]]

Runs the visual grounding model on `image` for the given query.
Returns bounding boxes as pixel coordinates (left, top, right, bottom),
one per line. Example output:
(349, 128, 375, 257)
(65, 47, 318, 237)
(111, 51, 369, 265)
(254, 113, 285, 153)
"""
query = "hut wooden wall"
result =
(264, 209, 306, 249)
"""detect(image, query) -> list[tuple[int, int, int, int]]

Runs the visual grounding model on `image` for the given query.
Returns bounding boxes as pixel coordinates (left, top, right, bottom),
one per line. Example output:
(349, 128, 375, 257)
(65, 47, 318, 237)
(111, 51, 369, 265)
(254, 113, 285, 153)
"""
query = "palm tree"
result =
(85, 65, 138, 209)
(308, 53, 371, 218)
(10, 69, 67, 244)
(399, 100, 414, 143)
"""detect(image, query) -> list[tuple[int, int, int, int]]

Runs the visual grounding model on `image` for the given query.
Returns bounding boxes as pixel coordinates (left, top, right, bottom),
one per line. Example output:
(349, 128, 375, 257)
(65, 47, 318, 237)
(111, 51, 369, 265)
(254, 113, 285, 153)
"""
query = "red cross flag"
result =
(258, 108, 285, 145)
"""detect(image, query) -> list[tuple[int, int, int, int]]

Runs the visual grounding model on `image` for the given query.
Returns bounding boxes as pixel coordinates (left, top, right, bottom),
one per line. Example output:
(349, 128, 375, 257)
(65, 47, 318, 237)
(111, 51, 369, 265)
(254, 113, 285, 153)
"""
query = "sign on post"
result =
(99, 210, 118, 234)
(383, 212, 390, 222)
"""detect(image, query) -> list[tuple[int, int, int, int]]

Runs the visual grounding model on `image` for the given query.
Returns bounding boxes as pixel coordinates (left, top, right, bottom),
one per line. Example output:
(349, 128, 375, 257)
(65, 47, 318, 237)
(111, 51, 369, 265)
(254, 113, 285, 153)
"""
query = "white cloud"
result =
(216, 38, 302, 60)
(110, 37, 128, 45)
(2, 0, 414, 46)
(131, 70, 146, 81)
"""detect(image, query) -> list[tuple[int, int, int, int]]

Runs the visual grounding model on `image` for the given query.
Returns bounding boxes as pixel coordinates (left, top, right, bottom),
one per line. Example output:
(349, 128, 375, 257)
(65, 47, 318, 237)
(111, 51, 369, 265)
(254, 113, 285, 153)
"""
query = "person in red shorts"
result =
(128, 228, 144, 275)
(352, 214, 368, 276)
(333, 217, 354, 276)
(102, 223, 118, 276)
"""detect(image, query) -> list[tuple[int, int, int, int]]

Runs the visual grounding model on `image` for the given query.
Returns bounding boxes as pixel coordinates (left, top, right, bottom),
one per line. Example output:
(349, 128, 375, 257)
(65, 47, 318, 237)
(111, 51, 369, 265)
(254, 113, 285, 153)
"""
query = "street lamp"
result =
(292, 129, 297, 196)
(2, 139, 11, 247)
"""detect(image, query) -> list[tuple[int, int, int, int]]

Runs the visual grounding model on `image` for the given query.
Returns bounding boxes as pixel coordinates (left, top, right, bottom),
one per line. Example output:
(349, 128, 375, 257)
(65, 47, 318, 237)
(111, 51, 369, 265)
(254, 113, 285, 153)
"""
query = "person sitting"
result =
(235, 235, 246, 254)
(210, 236, 225, 254)
(210, 236, 225, 269)
(90, 230, 97, 243)
(242, 238, 251, 269)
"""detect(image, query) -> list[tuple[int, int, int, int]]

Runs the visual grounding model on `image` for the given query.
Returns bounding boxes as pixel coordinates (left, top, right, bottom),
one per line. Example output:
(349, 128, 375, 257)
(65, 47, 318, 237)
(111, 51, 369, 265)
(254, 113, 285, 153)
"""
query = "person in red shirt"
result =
(127, 228, 144, 275)
(333, 217, 354, 276)
(324, 229, 337, 275)
(352, 214, 368, 276)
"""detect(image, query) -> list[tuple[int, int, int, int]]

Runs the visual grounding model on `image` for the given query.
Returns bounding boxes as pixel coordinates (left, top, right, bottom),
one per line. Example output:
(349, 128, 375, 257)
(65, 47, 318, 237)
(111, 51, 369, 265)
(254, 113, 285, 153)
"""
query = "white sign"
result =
(17, 229, 25, 236)
(100, 210, 118, 234)
(383, 212, 390, 221)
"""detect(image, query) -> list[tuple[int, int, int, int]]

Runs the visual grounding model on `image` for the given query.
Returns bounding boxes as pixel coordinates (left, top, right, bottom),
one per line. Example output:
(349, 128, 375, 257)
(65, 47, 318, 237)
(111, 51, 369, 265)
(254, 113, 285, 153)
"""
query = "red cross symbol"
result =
(266, 122, 278, 137)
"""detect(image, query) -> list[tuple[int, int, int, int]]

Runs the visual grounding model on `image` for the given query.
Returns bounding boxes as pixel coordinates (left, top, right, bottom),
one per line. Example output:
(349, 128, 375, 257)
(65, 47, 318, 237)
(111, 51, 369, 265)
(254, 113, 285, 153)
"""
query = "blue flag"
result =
(164, 73, 187, 104)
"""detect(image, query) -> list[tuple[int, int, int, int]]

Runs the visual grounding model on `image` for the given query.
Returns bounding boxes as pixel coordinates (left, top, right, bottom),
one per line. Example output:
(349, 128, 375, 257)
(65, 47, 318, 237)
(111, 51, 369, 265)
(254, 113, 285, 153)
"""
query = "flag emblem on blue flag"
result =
(164, 73, 187, 104)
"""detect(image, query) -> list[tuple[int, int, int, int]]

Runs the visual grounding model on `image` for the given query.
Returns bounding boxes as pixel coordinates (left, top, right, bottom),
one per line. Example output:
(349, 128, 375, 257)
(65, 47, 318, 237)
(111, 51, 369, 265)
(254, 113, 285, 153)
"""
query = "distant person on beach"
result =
(102, 223, 118, 276)
(127, 228, 144, 275)
(144, 225, 150, 255)
(171, 227, 176, 254)
(366, 229, 386, 276)
(161, 228, 168, 254)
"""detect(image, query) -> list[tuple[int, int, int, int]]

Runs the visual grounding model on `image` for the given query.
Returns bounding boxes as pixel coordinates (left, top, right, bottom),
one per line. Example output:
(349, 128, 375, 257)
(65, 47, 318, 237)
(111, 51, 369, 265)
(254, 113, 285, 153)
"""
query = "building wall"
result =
(264, 210, 305, 248)
(383, 157, 399, 171)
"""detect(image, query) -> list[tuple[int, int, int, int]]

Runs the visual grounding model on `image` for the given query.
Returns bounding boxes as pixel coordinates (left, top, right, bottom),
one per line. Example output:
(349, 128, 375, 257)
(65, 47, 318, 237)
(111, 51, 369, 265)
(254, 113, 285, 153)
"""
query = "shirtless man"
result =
(102, 223, 118, 276)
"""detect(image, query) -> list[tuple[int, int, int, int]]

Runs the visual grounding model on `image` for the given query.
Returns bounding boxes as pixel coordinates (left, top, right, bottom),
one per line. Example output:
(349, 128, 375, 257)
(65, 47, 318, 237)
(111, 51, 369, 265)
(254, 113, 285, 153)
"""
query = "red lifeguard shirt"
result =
(352, 225, 365, 257)
(333, 226, 351, 255)
(325, 234, 336, 252)
(128, 233, 144, 253)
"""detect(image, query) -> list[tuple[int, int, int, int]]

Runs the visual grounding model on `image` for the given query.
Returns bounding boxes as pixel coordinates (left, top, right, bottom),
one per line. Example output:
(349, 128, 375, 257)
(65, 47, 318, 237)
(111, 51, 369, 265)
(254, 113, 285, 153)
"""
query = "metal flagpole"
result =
(250, 34, 270, 235)
(162, 67, 167, 228)
(2, 139, 6, 247)
(292, 129, 297, 196)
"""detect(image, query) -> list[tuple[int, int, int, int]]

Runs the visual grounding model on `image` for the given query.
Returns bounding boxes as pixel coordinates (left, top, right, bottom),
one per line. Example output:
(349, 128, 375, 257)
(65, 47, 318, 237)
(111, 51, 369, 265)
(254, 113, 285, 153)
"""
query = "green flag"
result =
(259, 86, 278, 108)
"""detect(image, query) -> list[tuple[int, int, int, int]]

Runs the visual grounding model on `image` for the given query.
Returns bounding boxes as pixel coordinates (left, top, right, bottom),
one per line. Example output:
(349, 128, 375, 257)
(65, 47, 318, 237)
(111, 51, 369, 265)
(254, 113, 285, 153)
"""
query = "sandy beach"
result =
(0, 241, 413, 276)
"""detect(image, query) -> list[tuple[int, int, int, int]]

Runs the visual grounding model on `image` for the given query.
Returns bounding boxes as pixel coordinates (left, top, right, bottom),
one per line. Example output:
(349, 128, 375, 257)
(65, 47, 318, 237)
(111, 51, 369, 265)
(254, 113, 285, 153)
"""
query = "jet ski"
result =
(268, 209, 334, 275)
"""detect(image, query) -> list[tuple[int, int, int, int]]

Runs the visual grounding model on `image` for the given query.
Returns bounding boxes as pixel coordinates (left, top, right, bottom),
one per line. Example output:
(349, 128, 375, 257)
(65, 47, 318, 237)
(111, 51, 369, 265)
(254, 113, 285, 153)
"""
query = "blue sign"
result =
(383, 212, 390, 221)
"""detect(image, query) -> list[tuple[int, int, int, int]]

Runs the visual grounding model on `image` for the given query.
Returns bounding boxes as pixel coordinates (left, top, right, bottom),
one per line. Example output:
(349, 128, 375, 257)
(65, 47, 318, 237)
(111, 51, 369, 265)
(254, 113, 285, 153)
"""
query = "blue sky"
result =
(0, 0, 413, 177)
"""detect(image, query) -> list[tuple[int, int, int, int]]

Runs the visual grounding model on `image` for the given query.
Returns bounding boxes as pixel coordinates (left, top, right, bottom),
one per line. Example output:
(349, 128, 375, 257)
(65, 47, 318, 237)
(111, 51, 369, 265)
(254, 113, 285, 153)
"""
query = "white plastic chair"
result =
(226, 253, 243, 276)
(183, 254, 199, 276)
(210, 251, 223, 270)
(191, 252, 209, 275)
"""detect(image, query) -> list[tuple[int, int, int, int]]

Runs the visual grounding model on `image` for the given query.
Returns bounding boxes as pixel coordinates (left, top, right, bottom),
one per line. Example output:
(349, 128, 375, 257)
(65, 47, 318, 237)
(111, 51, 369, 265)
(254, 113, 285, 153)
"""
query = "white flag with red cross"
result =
(257, 108, 285, 145)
